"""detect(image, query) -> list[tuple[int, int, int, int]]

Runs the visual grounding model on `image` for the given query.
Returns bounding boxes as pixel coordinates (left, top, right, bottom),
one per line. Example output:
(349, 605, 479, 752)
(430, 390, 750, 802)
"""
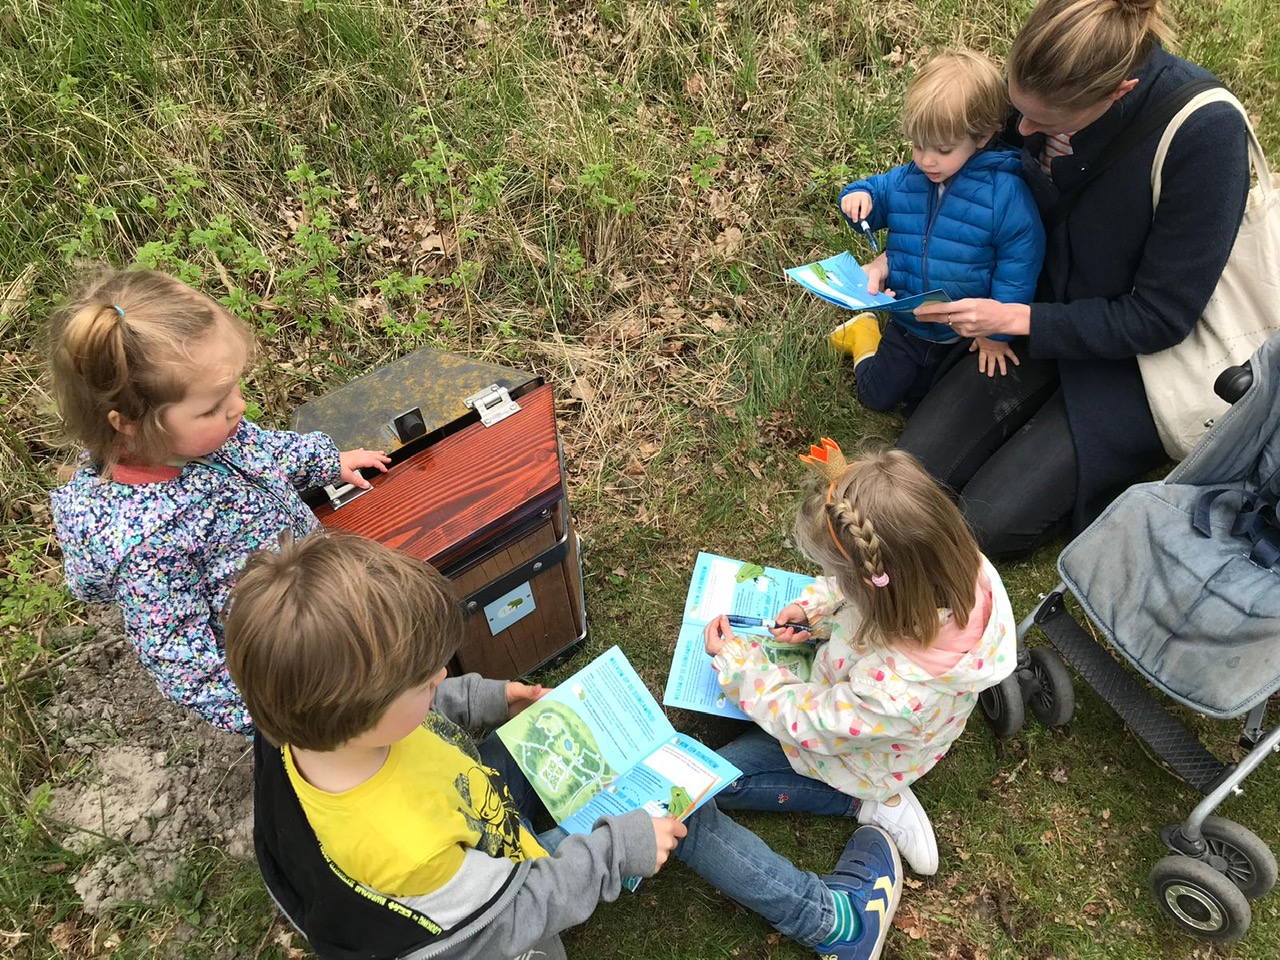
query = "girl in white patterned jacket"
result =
(703, 442, 1016, 876)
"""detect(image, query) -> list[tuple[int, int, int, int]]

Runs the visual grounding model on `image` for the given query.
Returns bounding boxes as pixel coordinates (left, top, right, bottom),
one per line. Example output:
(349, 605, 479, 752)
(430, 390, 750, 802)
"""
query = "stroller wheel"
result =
(1195, 816, 1278, 900)
(1026, 647, 1075, 727)
(980, 673, 1024, 737)
(1150, 855, 1251, 942)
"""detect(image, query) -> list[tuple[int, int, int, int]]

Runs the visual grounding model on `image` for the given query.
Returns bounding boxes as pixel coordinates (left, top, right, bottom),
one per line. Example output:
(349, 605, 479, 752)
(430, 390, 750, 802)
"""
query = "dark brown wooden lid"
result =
(313, 384, 561, 571)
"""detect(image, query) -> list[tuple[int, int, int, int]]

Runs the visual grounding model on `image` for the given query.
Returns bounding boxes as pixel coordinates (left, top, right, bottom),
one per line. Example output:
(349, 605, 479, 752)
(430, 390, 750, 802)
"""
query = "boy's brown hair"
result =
(224, 532, 464, 751)
(902, 50, 1009, 148)
(794, 448, 982, 651)
(48, 267, 253, 478)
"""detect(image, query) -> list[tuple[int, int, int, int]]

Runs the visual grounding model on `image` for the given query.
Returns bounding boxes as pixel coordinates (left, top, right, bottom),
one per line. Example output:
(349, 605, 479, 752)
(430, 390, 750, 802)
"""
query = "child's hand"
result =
(506, 681, 548, 717)
(769, 604, 811, 643)
(650, 816, 688, 873)
(969, 337, 1022, 377)
(840, 191, 873, 222)
(339, 448, 391, 489)
(861, 253, 895, 298)
(703, 615, 736, 657)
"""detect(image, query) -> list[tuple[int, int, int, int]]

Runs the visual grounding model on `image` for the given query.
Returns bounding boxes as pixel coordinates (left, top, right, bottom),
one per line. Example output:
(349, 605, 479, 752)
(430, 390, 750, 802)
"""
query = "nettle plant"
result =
(279, 150, 348, 336)
(575, 160, 652, 216)
(688, 125, 727, 191)
(132, 164, 275, 332)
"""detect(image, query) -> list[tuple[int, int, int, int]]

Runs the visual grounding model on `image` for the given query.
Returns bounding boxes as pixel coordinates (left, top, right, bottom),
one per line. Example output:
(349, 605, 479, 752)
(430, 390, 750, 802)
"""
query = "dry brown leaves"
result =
(44, 913, 122, 958)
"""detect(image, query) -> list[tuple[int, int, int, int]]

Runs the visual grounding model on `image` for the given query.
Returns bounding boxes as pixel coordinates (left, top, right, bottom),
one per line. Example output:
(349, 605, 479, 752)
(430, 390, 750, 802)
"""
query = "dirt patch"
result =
(39, 611, 254, 915)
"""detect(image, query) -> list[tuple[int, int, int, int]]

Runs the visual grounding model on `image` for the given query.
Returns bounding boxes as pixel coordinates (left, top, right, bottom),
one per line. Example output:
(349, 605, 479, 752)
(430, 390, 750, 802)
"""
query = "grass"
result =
(2, 0, 1279, 956)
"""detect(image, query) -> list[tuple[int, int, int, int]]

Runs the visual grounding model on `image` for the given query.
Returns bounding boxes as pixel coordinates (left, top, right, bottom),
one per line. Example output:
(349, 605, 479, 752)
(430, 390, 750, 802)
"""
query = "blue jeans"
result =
(479, 733, 836, 948)
(854, 322, 960, 413)
(716, 729, 861, 817)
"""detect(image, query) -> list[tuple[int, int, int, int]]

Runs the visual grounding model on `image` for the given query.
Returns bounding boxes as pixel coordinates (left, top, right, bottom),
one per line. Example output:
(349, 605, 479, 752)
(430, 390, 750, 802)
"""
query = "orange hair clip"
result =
(799, 437, 854, 563)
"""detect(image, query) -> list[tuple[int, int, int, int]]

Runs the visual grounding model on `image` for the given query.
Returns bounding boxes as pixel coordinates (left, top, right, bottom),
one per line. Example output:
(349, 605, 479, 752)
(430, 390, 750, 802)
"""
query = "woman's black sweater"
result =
(1009, 45, 1251, 527)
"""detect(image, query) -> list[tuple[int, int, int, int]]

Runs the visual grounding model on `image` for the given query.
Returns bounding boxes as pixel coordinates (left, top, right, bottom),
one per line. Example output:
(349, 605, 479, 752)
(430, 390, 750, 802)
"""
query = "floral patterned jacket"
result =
(712, 556, 1016, 801)
(50, 420, 341, 733)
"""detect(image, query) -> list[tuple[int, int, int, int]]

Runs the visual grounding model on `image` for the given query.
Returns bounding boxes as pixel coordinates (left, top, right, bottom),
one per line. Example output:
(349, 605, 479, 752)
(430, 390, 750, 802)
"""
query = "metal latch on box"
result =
(460, 523, 570, 616)
(322, 480, 370, 511)
(464, 384, 521, 427)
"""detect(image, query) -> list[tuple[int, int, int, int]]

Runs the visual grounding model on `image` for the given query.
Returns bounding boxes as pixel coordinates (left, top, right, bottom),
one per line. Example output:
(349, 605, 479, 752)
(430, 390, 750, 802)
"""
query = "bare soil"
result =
(39, 612, 254, 915)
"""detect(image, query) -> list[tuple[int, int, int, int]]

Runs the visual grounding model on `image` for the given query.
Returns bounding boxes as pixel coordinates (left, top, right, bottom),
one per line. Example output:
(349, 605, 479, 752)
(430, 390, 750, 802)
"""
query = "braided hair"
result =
(827, 499, 888, 588)
(794, 448, 982, 650)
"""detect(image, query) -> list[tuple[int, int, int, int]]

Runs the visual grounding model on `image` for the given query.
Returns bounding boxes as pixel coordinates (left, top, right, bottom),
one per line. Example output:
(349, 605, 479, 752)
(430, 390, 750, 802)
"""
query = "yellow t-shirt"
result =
(285, 713, 547, 897)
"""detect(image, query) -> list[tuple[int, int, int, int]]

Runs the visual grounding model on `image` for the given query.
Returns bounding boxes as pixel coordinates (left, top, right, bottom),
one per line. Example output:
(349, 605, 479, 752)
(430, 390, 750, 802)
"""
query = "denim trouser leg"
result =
(539, 805, 835, 947)
(485, 733, 837, 947)
(479, 732, 546, 833)
(716, 729, 860, 817)
(672, 800, 835, 947)
(854, 323, 954, 413)
(898, 347, 1060, 489)
(897, 350, 1077, 559)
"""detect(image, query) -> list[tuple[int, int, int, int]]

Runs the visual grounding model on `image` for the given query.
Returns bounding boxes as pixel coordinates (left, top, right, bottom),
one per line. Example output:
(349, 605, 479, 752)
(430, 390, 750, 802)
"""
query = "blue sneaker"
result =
(817, 825, 902, 960)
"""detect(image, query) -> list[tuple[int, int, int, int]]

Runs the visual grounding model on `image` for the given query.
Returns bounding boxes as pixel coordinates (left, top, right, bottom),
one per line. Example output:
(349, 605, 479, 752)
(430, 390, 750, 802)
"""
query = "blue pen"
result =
(725, 614, 812, 633)
(858, 219, 879, 253)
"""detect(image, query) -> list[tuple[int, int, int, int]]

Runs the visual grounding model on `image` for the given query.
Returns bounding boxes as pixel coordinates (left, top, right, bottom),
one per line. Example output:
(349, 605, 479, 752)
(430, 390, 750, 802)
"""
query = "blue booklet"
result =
(663, 552, 818, 721)
(497, 644, 740, 842)
(785, 251, 951, 313)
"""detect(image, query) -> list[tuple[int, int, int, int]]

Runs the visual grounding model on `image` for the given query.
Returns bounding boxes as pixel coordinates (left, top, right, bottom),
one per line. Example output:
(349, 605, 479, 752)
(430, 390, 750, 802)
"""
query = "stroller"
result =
(980, 331, 1280, 943)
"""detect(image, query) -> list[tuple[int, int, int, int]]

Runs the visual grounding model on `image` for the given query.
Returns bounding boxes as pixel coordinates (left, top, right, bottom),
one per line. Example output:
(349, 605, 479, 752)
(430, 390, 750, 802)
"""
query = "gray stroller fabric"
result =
(1058, 331, 1280, 719)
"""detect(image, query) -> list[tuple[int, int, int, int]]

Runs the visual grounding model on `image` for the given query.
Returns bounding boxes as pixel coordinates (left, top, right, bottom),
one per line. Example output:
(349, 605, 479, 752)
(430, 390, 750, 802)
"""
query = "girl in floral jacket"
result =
(49, 268, 388, 733)
(704, 442, 1016, 875)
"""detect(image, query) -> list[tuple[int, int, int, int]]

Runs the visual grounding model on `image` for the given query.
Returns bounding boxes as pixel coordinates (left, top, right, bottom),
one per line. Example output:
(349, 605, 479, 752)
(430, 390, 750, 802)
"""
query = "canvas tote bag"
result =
(1137, 88, 1280, 460)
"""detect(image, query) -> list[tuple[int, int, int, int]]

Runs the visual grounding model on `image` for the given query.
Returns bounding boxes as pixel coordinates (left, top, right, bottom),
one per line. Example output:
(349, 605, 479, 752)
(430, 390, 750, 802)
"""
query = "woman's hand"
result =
(339, 448, 391, 489)
(861, 253, 894, 297)
(915, 299, 1031, 340)
(703, 615, 736, 657)
(769, 604, 812, 644)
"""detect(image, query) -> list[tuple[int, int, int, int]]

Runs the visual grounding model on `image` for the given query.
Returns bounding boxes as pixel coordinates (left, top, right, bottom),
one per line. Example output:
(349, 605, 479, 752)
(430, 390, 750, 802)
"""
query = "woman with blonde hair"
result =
(877, 0, 1251, 557)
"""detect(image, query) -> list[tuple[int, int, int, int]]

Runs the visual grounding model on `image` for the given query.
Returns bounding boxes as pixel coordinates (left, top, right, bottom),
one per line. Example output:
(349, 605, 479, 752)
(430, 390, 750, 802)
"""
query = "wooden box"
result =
(292, 349, 587, 679)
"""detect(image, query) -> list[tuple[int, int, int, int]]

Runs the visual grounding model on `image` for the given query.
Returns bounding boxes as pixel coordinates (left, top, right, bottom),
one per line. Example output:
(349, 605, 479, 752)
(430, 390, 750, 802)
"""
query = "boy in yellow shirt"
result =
(225, 533, 903, 960)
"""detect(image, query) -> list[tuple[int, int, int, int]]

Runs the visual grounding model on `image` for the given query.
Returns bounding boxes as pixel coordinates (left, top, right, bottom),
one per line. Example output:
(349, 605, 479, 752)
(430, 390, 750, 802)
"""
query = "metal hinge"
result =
(464, 384, 521, 427)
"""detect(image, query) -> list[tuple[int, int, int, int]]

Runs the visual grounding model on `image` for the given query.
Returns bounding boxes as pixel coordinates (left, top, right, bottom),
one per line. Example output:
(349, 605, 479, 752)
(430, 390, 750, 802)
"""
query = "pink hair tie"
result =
(871, 572, 890, 588)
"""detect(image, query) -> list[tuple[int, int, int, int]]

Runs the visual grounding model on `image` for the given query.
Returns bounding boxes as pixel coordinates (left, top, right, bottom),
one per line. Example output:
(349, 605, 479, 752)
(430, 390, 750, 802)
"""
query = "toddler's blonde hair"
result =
(902, 50, 1009, 148)
(794, 448, 982, 650)
(48, 268, 253, 478)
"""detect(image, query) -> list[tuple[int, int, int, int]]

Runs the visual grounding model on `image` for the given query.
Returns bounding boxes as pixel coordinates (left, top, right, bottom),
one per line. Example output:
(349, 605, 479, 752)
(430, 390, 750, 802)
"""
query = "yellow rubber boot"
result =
(828, 312, 882, 365)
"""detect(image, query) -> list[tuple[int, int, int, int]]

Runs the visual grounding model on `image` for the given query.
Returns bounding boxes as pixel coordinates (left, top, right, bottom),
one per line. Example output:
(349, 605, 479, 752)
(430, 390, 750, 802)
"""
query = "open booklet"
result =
(663, 552, 818, 721)
(786, 251, 952, 314)
(496, 644, 741, 852)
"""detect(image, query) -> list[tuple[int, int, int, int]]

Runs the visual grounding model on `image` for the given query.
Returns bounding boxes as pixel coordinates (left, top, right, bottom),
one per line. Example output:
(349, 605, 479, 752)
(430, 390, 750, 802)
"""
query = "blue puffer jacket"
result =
(840, 147, 1045, 342)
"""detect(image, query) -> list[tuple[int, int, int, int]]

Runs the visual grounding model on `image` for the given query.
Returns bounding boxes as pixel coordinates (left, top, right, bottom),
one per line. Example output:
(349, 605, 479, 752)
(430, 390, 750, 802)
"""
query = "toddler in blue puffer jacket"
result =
(830, 50, 1045, 413)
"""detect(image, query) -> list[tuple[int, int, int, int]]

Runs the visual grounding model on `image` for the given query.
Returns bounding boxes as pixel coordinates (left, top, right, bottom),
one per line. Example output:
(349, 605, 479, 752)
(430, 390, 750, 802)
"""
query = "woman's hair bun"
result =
(1113, 0, 1162, 17)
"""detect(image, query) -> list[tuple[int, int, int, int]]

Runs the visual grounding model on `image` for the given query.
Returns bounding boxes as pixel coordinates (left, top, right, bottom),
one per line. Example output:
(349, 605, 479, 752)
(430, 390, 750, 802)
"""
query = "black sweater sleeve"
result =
(1029, 100, 1251, 360)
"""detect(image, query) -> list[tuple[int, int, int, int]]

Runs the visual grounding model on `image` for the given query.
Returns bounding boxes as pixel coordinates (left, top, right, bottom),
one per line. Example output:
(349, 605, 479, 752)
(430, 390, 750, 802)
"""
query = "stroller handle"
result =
(1213, 362, 1253, 404)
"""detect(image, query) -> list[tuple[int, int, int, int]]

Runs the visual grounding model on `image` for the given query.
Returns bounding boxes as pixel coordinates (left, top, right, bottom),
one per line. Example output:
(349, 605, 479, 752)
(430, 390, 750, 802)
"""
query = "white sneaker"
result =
(856, 785, 938, 876)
